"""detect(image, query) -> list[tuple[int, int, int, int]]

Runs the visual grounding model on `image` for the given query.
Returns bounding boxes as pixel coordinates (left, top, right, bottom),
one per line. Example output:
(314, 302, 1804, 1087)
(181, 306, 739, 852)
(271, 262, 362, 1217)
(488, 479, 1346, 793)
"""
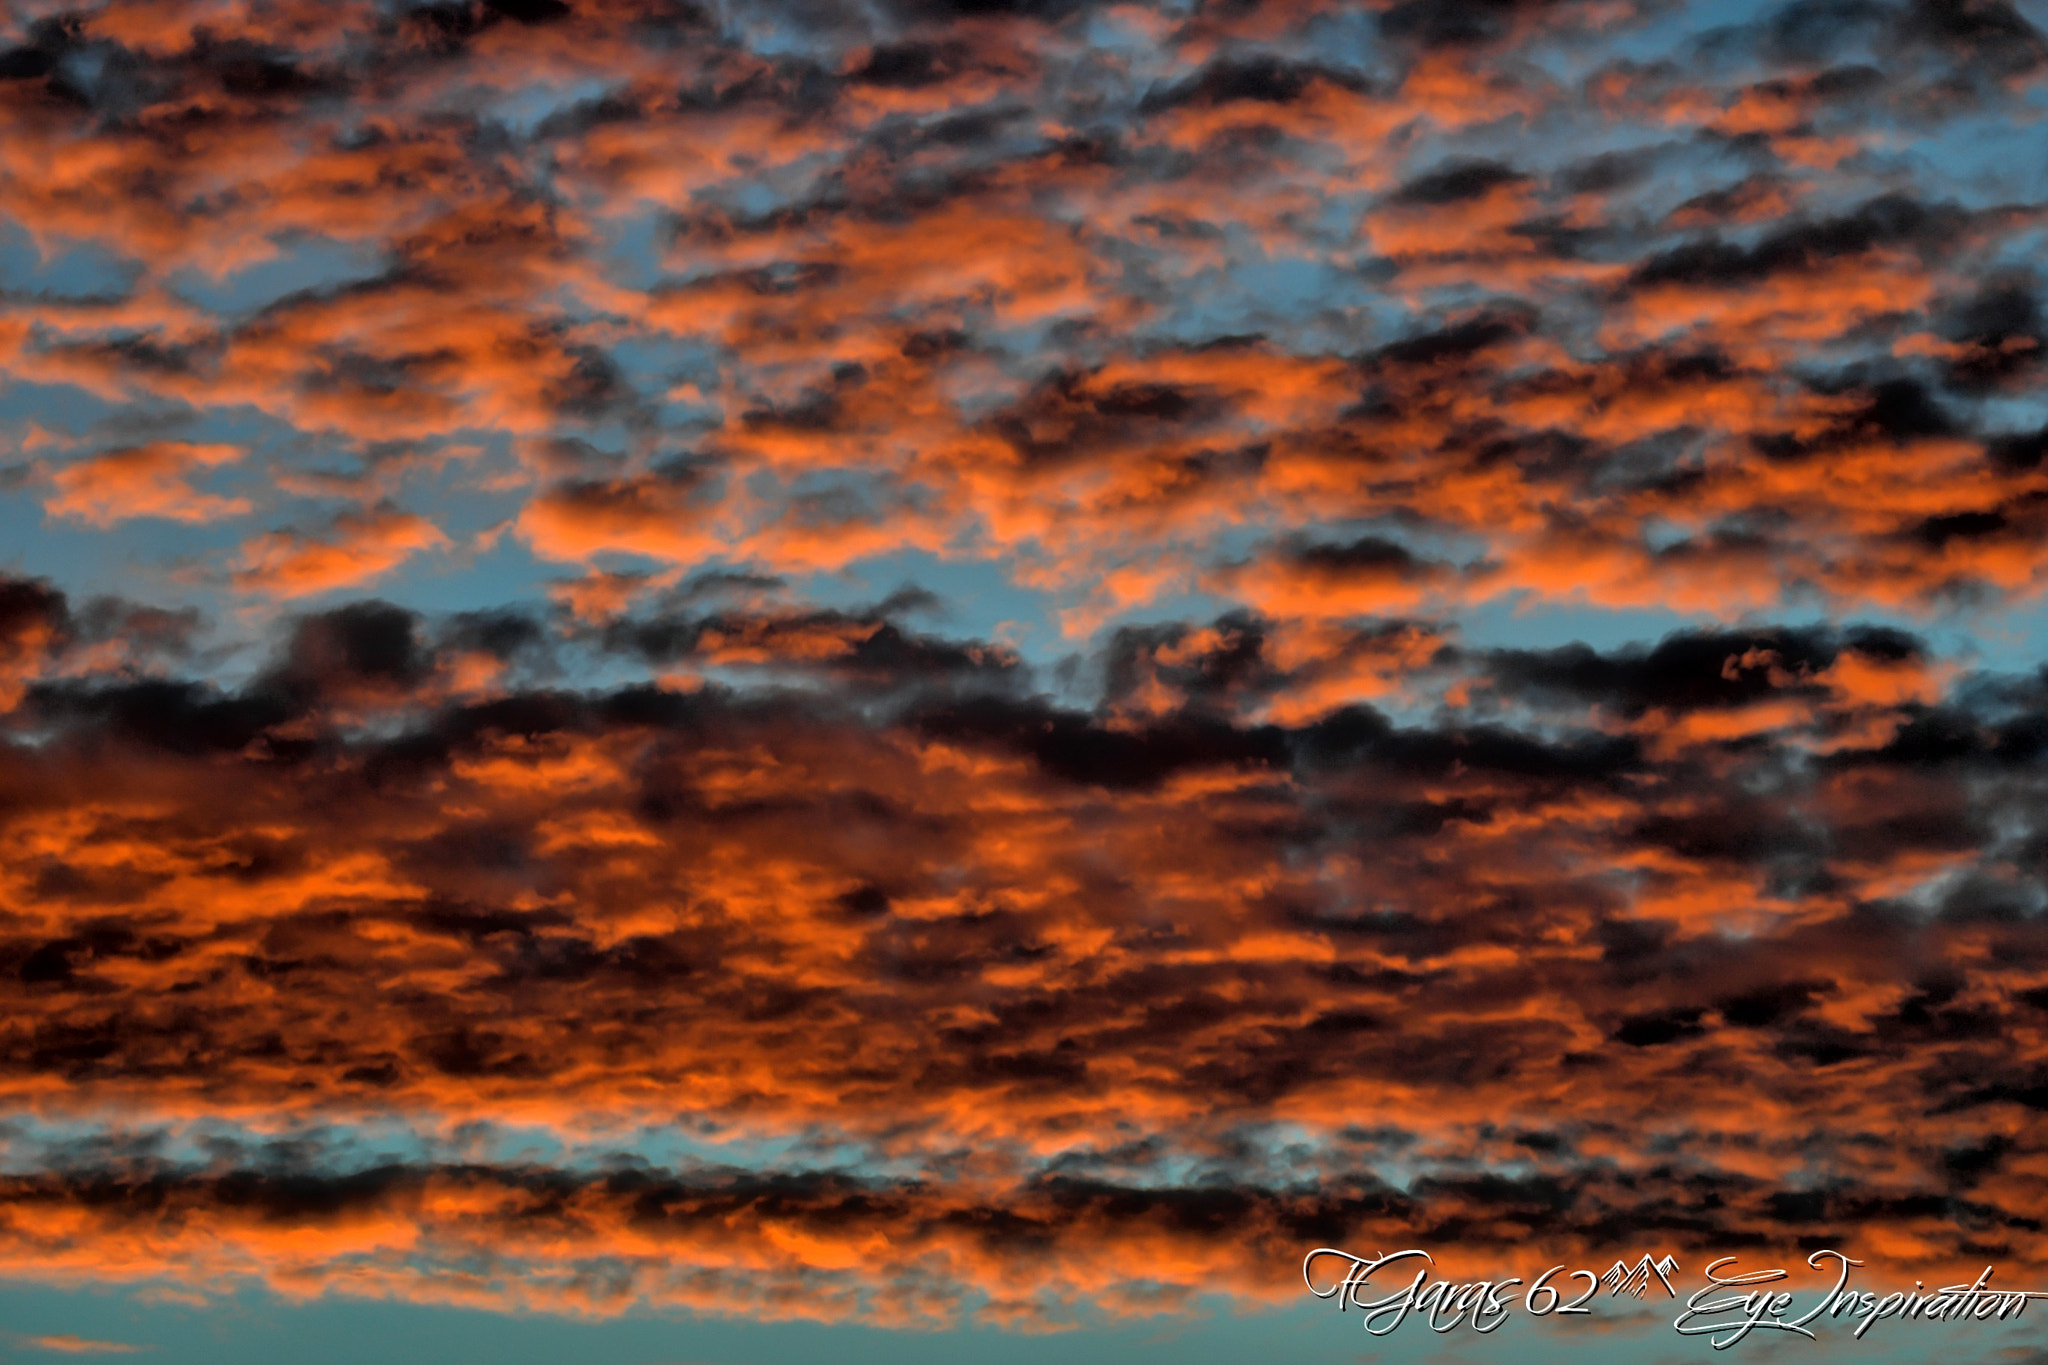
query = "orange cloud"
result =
(231, 507, 448, 597)
(10, 1336, 143, 1356)
(516, 472, 725, 564)
(44, 442, 251, 526)
(0, 586, 2042, 1319)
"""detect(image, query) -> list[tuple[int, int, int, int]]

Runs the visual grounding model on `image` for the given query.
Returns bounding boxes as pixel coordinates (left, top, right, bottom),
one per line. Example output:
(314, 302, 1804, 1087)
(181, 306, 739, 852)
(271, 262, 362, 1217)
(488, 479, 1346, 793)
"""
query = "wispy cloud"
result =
(9, 1335, 145, 1355)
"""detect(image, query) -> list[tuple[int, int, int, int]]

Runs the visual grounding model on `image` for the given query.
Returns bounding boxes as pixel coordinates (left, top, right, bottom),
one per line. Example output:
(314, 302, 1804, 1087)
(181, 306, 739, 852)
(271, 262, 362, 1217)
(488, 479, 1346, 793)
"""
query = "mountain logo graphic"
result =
(1601, 1254, 1682, 1298)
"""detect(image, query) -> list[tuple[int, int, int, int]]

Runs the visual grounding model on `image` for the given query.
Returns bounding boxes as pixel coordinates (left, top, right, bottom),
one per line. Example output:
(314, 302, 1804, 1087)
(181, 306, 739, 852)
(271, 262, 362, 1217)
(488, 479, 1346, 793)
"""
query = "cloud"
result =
(231, 507, 448, 597)
(0, 0, 2040, 622)
(4, 0, 2048, 1335)
(601, 596, 1021, 690)
(2, 591, 2048, 1317)
(0, 575, 71, 710)
(517, 465, 727, 565)
(43, 442, 251, 527)
(9, 1336, 145, 1356)
(1216, 535, 1460, 620)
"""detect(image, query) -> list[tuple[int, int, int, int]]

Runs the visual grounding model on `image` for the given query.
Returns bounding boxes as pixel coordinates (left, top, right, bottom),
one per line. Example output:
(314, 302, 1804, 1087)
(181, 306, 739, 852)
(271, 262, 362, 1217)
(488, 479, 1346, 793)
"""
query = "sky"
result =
(4, 0, 2048, 1360)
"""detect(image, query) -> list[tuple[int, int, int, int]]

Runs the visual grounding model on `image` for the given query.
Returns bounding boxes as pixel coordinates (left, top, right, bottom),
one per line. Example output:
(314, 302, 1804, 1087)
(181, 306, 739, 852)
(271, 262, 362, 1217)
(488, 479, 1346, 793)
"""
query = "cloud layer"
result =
(4, 0, 2048, 1332)
(6, 582, 2048, 1319)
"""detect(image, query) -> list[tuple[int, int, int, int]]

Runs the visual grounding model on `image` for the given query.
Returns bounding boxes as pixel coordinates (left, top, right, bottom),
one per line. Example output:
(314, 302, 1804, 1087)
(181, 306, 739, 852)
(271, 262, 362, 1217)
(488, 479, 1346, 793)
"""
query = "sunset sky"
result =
(4, 0, 2048, 1360)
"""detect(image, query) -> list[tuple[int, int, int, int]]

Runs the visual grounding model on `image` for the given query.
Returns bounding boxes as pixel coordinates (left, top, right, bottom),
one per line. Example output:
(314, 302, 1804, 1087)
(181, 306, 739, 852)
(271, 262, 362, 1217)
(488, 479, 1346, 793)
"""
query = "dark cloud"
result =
(1751, 377, 1956, 460)
(1939, 274, 2045, 391)
(852, 40, 970, 88)
(602, 599, 1022, 690)
(1629, 195, 1968, 291)
(1556, 147, 1661, 195)
(1762, 0, 1893, 63)
(1389, 158, 1529, 206)
(441, 608, 548, 661)
(1484, 625, 1880, 716)
(1896, 0, 2048, 73)
(0, 575, 68, 651)
(1279, 534, 1446, 577)
(1359, 303, 1539, 371)
(484, 0, 574, 24)
(24, 677, 298, 756)
(1139, 56, 1364, 112)
(265, 601, 432, 700)
(885, 0, 1097, 23)
(1378, 0, 1559, 49)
